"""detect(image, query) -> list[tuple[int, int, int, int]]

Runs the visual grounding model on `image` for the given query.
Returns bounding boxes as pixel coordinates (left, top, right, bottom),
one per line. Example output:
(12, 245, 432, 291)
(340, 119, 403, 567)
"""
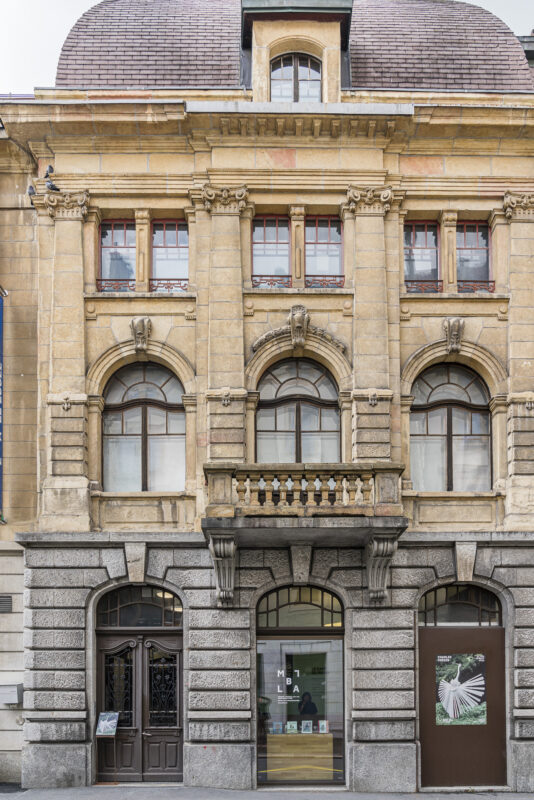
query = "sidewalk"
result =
(1, 787, 533, 800)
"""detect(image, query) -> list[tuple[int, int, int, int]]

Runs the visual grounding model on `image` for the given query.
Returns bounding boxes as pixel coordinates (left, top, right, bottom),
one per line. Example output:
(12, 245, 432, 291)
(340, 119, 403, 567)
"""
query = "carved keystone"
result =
(443, 317, 464, 354)
(208, 534, 236, 607)
(365, 536, 398, 602)
(130, 316, 151, 353)
(290, 545, 312, 585)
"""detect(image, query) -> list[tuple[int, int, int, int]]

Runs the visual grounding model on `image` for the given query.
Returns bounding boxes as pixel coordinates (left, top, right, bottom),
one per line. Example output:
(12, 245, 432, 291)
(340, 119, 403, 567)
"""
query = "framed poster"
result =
(96, 711, 120, 737)
(318, 720, 329, 733)
(286, 721, 298, 734)
(301, 720, 313, 734)
(436, 653, 486, 726)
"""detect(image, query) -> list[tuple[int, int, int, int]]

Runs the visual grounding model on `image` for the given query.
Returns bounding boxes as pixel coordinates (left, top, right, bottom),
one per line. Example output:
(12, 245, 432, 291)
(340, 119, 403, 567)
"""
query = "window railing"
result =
(252, 275, 292, 288)
(404, 279, 443, 293)
(149, 278, 189, 292)
(457, 280, 495, 293)
(96, 278, 136, 292)
(305, 275, 345, 288)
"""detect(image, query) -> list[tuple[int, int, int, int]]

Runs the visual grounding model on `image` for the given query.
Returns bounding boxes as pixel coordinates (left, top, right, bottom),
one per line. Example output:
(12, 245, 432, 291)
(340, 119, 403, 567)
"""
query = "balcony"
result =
(202, 462, 408, 605)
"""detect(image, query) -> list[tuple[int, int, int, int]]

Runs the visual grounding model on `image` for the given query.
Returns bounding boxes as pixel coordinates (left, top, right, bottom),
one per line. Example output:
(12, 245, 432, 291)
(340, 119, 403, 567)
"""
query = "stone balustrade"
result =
(204, 462, 404, 518)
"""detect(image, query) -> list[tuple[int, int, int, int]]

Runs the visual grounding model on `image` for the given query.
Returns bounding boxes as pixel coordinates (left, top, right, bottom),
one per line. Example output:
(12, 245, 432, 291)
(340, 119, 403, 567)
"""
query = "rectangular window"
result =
(151, 221, 189, 292)
(456, 222, 493, 293)
(305, 217, 343, 287)
(99, 222, 136, 292)
(252, 217, 291, 287)
(404, 222, 441, 293)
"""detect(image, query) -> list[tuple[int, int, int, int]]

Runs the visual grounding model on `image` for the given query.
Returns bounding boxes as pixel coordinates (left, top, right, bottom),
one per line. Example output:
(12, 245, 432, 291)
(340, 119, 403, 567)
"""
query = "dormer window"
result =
(270, 54, 321, 102)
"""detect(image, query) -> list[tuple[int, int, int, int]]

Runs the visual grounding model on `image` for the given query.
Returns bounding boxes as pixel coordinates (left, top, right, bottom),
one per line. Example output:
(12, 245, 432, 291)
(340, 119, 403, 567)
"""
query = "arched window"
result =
(97, 584, 183, 628)
(418, 583, 501, 627)
(410, 364, 491, 492)
(257, 585, 344, 631)
(270, 53, 322, 102)
(256, 358, 340, 463)
(103, 363, 185, 492)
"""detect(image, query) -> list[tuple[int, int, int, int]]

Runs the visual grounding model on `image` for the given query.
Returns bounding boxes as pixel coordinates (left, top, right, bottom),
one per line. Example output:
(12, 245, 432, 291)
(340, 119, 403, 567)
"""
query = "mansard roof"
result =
(55, 0, 534, 92)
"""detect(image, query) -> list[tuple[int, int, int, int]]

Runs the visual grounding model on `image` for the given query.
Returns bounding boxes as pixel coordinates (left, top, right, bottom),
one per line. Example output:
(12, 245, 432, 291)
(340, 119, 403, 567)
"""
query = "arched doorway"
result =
(96, 585, 183, 782)
(256, 585, 344, 785)
(418, 583, 506, 786)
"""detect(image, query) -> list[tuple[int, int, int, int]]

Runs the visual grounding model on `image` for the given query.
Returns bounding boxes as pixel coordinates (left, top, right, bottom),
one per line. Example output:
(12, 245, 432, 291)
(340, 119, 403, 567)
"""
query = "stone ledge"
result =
(16, 531, 205, 546)
(24, 711, 87, 720)
(188, 711, 252, 720)
(352, 710, 416, 719)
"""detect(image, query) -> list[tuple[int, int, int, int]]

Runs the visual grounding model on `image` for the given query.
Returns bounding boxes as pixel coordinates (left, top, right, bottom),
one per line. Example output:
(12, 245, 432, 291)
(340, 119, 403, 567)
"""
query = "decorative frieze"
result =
(503, 191, 534, 220)
(33, 190, 90, 220)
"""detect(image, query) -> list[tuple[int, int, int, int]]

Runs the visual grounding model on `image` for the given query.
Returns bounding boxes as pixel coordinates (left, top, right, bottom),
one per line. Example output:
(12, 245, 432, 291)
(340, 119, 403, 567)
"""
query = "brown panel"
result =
(419, 627, 506, 787)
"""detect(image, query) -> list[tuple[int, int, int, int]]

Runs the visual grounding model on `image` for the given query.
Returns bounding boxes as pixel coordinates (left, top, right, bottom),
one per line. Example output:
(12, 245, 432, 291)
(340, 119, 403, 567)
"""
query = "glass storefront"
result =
(256, 586, 344, 785)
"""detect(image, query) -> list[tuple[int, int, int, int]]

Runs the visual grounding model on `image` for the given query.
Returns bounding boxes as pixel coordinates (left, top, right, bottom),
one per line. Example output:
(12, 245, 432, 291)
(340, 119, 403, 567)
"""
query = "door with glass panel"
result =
(96, 586, 183, 782)
(256, 586, 344, 785)
(419, 584, 505, 787)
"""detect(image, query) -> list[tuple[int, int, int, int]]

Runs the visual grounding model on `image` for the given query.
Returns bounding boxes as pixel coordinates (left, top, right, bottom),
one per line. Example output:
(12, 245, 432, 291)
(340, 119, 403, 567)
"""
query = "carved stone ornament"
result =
(208, 534, 236, 607)
(366, 535, 398, 602)
(443, 317, 465, 354)
(344, 185, 393, 216)
(130, 316, 152, 353)
(252, 304, 346, 354)
(42, 190, 90, 220)
(503, 191, 534, 220)
(201, 184, 249, 214)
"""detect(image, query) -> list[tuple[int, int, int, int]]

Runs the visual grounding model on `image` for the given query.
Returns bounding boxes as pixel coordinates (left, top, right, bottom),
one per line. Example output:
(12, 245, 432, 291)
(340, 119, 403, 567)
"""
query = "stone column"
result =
(197, 185, 253, 462)
(87, 396, 104, 487)
(240, 205, 254, 289)
(503, 194, 534, 529)
(184, 206, 197, 291)
(489, 209, 509, 294)
(135, 209, 151, 292)
(182, 394, 198, 495)
(33, 191, 91, 532)
(439, 210, 457, 293)
(245, 392, 259, 463)
(289, 205, 306, 288)
(83, 207, 101, 293)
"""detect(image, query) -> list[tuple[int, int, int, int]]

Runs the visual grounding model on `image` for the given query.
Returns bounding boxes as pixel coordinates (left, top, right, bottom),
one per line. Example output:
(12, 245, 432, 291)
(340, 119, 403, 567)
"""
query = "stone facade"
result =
(1, 0, 534, 790)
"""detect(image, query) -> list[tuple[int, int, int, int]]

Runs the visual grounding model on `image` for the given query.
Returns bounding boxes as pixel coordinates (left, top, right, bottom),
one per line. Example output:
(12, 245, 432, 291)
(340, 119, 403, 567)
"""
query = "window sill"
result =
(91, 490, 193, 498)
(84, 292, 197, 299)
(403, 490, 504, 498)
(245, 286, 352, 294)
(400, 292, 509, 301)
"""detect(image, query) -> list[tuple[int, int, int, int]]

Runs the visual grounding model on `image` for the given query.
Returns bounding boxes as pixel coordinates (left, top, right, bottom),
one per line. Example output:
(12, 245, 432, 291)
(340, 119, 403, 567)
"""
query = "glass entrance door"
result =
(257, 638, 344, 783)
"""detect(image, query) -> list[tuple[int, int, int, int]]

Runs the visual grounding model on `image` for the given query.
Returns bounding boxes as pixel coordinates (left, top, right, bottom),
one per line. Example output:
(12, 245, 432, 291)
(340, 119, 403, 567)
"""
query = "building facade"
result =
(1, 0, 534, 790)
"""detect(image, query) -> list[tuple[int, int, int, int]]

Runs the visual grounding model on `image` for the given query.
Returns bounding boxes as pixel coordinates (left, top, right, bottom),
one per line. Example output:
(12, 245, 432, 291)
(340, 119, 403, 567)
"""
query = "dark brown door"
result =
(419, 626, 506, 787)
(97, 633, 182, 782)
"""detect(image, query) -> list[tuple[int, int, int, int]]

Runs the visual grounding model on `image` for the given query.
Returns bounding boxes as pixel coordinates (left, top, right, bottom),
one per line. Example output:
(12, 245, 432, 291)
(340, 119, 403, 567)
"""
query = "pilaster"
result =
(289, 205, 306, 289)
(439, 210, 457, 293)
(134, 208, 151, 292)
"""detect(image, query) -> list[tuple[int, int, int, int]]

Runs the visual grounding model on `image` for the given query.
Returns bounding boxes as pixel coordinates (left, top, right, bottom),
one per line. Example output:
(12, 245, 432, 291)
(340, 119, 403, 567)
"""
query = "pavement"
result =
(1, 787, 534, 800)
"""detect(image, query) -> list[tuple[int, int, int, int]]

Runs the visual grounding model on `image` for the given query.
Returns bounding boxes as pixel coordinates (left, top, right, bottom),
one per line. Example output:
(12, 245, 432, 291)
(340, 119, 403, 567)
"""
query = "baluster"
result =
(347, 472, 356, 504)
(319, 473, 330, 506)
(264, 473, 275, 507)
(334, 474, 343, 506)
(249, 474, 260, 507)
(305, 472, 315, 507)
(278, 473, 288, 507)
(236, 474, 246, 507)
(362, 472, 373, 505)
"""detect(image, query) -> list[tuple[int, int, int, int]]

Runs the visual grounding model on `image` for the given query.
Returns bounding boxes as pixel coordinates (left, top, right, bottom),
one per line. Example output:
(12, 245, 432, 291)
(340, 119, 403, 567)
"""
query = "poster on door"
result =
(435, 654, 486, 726)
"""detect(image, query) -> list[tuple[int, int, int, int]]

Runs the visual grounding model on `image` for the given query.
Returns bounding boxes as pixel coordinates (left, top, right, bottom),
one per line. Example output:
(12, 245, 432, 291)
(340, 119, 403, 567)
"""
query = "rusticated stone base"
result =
(349, 742, 417, 792)
(21, 742, 89, 788)
(183, 743, 254, 789)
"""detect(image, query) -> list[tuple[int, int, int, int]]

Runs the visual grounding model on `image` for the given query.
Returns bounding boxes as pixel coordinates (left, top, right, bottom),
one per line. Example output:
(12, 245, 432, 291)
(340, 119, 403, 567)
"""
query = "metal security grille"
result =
(0, 595, 12, 613)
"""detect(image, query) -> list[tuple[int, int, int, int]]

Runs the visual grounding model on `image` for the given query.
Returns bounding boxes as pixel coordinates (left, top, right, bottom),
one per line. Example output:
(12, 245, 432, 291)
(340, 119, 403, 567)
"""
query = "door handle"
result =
(142, 732, 152, 737)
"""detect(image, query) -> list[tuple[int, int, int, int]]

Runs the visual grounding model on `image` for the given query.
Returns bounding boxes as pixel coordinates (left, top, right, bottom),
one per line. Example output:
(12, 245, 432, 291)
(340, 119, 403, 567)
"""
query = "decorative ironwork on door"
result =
(104, 646, 133, 726)
(147, 643, 177, 727)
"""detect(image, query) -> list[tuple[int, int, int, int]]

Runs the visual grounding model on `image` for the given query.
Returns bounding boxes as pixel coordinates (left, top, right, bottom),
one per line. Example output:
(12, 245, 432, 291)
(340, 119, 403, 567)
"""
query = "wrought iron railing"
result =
(457, 280, 495, 293)
(305, 275, 345, 288)
(404, 279, 443, 293)
(149, 278, 189, 292)
(96, 278, 136, 292)
(252, 275, 292, 288)
(204, 463, 404, 517)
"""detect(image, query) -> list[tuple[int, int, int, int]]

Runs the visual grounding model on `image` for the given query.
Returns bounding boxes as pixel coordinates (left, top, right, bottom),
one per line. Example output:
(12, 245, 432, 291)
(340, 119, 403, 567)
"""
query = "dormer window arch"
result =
(270, 52, 322, 102)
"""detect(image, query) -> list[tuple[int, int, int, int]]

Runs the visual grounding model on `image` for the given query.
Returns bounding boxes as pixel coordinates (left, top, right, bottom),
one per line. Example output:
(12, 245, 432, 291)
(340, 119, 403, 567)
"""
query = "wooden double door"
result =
(97, 632, 182, 782)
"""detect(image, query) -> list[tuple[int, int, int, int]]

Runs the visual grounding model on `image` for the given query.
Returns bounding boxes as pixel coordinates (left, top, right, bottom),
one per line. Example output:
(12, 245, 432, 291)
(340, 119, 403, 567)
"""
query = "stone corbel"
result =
(194, 184, 253, 216)
(208, 534, 236, 607)
(32, 190, 90, 220)
(342, 185, 400, 217)
(503, 191, 534, 221)
(365, 535, 398, 602)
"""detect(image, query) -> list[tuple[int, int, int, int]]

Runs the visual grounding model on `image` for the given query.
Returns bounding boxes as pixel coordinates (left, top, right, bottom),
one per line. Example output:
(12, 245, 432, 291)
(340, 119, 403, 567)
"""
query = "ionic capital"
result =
(342, 185, 397, 217)
(195, 183, 252, 216)
(33, 190, 90, 221)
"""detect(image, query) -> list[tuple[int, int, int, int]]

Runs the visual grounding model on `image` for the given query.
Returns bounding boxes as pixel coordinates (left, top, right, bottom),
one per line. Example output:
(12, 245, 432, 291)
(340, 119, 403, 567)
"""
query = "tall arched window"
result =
(270, 53, 322, 102)
(103, 363, 185, 492)
(410, 364, 491, 492)
(256, 359, 340, 463)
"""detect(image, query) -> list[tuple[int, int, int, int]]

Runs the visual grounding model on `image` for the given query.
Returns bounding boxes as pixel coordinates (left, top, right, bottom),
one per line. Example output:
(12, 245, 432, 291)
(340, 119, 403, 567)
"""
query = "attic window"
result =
(271, 54, 321, 102)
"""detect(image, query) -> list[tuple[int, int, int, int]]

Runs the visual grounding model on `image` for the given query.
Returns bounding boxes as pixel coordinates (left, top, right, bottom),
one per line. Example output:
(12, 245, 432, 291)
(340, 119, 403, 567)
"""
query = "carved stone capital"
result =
(198, 184, 251, 215)
(33, 190, 90, 221)
(289, 205, 307, 220)
(439, 210, 457, 227)
(343, 185, 394, 217)
(134, 209, 151, 224)
(208, 534, 236, 607)
(251, 304, 346, 354)
(366, 535, 398, 602)
(130, 316, 152, 353)
(443, 317, 465, 354)
(503, 191, 534, 221)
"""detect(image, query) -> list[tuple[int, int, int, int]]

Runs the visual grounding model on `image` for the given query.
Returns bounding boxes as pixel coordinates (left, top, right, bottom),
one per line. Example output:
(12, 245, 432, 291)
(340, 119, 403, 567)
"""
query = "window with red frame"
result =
(252, 217, 290, 287)
(305, 217, 343, 287)
(456, 222, 493, 292)
(151, 221, 189, 292)
(404, 222, 440, 293)
(99, 222, 136, 292)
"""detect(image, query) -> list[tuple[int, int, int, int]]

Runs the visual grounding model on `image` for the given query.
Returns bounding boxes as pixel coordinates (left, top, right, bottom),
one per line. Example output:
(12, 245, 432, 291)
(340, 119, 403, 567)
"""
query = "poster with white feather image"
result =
(435, 654, 486, 725)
